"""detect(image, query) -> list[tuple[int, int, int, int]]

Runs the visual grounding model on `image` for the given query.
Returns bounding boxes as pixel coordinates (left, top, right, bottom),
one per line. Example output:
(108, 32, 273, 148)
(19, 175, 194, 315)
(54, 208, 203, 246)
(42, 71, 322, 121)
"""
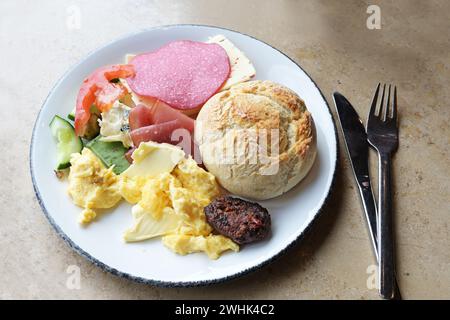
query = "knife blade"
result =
(333, 92, 402, 299)
(333, 92, 378, 256)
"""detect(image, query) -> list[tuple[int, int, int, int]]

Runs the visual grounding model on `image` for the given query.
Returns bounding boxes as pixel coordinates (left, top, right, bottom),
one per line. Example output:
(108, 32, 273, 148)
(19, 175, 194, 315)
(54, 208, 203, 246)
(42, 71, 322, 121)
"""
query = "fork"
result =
(366, 83, 399, 299)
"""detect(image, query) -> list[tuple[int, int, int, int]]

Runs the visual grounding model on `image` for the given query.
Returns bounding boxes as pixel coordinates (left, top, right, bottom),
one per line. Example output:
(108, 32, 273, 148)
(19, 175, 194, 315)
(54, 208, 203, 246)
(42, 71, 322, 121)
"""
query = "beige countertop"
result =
(1, 0, 449, 299)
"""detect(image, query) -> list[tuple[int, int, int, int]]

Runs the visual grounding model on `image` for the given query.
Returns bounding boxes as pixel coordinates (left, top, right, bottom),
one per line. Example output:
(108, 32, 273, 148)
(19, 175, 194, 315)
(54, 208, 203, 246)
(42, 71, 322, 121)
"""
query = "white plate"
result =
(30, 25, 337, 286)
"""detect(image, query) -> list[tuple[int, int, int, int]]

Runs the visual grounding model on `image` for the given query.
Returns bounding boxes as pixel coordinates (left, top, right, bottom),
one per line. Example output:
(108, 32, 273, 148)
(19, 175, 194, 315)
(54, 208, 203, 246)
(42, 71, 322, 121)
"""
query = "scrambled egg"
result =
(68, 148, 122, 224)
(66, 141, 238, 259)
(119, 142, 186, 204)
(121, 142, 239, 259)
(162, 234, 238, 260)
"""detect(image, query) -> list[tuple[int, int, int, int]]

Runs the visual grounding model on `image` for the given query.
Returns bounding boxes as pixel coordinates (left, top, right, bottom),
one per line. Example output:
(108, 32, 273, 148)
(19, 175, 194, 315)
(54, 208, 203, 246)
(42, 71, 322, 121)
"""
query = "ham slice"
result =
(147, 100, 195, 132)
(127, 89, 198, 160)
(130, 120, 192, 147)
(129, 102, 195, 133)
(129, 105, 153, 131)
(125, 147, 136, 164)
(127, 40, 230, 113)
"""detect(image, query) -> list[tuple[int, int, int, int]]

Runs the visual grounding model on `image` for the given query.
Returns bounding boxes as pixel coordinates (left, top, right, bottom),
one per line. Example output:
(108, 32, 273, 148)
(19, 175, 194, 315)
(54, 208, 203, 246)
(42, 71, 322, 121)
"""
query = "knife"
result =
(333, 92, 402, 299)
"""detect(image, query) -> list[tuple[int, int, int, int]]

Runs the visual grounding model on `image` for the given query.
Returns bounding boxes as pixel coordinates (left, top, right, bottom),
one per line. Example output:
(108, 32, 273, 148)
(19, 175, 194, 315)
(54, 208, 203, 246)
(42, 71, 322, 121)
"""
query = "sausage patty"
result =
(204, 196, 271, 244)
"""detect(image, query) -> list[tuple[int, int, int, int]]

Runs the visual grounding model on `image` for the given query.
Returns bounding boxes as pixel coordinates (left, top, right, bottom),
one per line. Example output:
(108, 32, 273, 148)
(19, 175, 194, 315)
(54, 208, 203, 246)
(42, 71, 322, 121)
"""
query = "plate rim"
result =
(29, 23, 339, 287)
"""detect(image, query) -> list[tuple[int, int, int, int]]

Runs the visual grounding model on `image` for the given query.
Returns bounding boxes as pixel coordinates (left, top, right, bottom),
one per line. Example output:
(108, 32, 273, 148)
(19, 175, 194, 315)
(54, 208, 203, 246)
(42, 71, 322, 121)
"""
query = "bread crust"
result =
(195, 80, 317, 200)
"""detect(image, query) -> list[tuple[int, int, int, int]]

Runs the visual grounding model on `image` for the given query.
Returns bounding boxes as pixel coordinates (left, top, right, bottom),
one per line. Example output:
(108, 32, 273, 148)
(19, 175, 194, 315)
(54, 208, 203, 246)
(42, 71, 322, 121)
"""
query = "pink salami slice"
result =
(127, 40, 230, 112)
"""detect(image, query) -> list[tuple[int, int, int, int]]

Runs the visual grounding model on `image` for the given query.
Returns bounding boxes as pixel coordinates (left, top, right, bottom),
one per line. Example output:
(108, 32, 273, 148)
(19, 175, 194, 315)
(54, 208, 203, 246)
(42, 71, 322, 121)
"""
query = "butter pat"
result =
(208, 35, 256, 90)
(123, 204, 181, 242)
(121, 142, 185, 178)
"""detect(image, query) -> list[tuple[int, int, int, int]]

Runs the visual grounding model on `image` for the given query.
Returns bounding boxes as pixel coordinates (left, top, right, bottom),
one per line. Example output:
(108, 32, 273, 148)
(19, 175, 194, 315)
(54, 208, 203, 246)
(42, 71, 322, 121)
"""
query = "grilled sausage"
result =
(204, 196, 271, 244)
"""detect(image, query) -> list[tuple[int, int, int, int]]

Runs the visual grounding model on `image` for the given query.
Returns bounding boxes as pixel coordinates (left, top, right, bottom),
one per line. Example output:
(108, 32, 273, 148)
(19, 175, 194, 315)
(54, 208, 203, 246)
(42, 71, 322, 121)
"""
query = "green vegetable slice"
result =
(85, 136, 130, 175)
(68, 108, 75, 121)
(49, 115, 83, 170)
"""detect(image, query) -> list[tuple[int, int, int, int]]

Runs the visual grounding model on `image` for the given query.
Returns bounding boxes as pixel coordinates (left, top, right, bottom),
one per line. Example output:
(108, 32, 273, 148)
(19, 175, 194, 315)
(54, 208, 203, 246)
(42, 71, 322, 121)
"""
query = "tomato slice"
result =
(74, 64, 135, 136)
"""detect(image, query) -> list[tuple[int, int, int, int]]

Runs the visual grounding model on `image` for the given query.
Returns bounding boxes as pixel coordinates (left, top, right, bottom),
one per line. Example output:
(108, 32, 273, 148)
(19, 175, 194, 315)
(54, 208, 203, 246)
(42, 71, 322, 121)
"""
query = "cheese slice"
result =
(208, 35, 256, 90)
(125, 54, 136, 64)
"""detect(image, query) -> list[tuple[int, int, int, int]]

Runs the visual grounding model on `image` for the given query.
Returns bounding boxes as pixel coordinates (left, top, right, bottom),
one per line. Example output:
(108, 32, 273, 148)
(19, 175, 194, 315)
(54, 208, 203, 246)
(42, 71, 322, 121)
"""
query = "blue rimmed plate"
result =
(30, 24, 337, 287)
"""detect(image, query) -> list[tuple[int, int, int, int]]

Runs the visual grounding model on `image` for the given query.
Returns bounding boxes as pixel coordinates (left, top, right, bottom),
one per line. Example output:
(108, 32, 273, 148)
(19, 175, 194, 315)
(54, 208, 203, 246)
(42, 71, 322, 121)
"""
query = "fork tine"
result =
(391, 86, 397, 120)
(369, 83, 381, 117)
(383, 84, 391, 121)
(379, 84, 386, 118)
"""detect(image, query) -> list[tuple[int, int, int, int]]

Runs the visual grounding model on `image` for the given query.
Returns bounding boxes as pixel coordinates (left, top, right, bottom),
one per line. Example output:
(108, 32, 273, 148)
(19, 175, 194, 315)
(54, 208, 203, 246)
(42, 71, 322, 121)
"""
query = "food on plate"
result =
(205, 196, 271, 244)
(128, 104, 153, 131)
(49, 115, 83, 170)
(98, 100, 132, 148)
(128, 101, 195, 148)
(129, 101, 195, 132)
(120, 141, 185, 186)
(127, 40, 230, 114)
(125, 54, 136, 64)
(68, 108, 76, 121)
(162, 234, 238, 260)
(75, 64, 135, 138)
(196, 80, 317, 200)
(68, 148, 122, 224)
(124, 147, 136, 163)
(49, 35, 312, 260)
(121, 142, 238, 259)
(207, 35, 256, 91)
(85, 136, 130, 175)
(130, 120, 184, 147)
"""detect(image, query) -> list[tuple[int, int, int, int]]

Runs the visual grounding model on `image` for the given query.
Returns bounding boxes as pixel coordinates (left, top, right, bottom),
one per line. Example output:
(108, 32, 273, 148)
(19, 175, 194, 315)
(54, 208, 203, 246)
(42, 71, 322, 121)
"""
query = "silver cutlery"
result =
(333, 90, 401, 300)
(333, 92, 378, 255)
(366, 83, 399, 300)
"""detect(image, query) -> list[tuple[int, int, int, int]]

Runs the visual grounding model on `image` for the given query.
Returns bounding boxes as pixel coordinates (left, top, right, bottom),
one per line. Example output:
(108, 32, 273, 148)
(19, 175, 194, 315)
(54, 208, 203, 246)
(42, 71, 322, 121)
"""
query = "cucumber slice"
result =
(85, 136, 130, 175)
(49, 115, 83, 170)
(68, 108, 75, 121)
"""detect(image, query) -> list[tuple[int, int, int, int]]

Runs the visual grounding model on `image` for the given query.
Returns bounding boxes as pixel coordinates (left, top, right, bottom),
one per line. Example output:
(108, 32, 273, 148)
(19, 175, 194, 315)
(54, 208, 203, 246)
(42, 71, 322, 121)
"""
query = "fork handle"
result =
(378, 152, 395, 299)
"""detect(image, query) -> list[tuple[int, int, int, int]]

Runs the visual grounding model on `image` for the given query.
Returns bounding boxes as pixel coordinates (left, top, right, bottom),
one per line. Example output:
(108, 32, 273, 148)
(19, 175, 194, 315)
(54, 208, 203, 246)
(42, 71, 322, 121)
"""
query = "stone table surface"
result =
(1, 0, 449, 299)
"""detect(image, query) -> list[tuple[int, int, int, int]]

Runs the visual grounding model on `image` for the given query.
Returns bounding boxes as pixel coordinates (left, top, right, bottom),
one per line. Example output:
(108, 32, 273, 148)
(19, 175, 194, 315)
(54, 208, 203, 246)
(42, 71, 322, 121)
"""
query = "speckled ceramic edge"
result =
(29, 24, 339, 288)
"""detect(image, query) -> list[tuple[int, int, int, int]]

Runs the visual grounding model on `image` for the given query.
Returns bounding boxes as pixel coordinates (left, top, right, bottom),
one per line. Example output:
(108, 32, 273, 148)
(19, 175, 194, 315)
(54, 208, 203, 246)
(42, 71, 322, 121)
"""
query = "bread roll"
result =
(195, 80, 316, 200)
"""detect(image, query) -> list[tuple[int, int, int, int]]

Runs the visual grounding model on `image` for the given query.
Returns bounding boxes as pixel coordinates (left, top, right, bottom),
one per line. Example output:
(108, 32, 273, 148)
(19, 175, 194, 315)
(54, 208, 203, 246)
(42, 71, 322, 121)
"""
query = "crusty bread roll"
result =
(195, 80, 316, 200)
